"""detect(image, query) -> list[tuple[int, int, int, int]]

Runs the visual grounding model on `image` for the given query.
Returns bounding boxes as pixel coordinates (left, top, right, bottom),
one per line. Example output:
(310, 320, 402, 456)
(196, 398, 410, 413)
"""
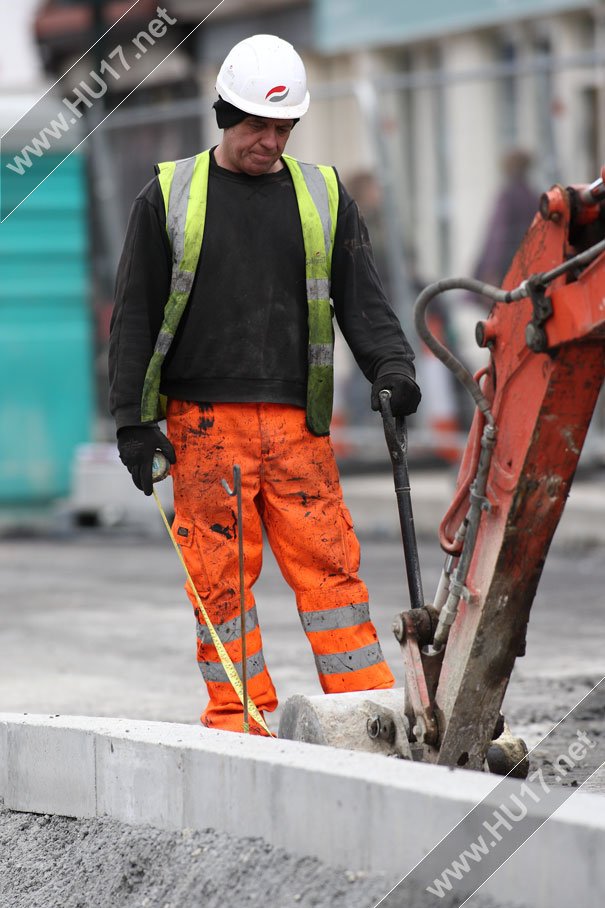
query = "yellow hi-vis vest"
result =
(140, 150, 339, 435)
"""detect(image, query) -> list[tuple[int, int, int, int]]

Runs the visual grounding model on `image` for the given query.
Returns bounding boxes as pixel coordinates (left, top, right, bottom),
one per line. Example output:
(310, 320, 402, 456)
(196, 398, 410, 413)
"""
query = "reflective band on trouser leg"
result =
(185, 565, 275, 736)
(200, 649, 266, 684)
(196, 603, 260, 646)
(166, 399, 278, 734)
(298, 587, 394, 693)
(298, 600, 371, 633)
(194, 596, 271, 733)
(258, 403, 395, 693)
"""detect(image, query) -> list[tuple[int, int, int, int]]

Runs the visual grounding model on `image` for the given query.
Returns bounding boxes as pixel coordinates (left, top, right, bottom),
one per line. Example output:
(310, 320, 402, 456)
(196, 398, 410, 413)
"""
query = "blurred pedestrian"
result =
(108, 35, 421, 734)
(473, 149, 540, 287)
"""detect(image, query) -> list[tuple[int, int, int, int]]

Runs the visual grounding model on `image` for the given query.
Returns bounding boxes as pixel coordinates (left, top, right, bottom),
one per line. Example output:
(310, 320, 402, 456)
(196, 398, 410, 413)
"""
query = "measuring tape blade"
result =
(152, 490, 273, 736)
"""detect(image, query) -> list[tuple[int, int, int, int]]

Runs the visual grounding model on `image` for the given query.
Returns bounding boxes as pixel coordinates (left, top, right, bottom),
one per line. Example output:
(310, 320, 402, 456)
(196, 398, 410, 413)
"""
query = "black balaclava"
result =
(213, 96, 299, 129)
(213, 96, 249, 129)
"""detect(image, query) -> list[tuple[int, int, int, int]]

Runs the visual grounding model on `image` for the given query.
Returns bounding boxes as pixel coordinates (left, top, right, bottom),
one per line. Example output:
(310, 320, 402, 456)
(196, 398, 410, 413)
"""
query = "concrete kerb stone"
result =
(94, 718, 494, 874)
(2, 715, 97, 818)
(179, 733, 482, 874)
(1, 712, 605, 907)
(0, 712, 496, 877)
(96, 733, 187, 830)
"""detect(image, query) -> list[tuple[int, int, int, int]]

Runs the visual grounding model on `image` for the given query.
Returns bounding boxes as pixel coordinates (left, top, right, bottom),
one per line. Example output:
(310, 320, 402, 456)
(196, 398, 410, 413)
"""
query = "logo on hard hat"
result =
(265, 85, 290, 103)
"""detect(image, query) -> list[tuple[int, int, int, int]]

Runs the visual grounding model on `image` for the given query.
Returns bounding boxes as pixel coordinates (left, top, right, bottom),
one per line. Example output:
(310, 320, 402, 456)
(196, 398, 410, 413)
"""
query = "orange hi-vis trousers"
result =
(166, 401, 394, 733)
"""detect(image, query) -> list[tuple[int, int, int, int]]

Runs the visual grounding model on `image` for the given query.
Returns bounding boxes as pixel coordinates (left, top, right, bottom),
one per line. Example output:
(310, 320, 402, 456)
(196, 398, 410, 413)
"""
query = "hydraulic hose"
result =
(413, 236, 605, 416)
(413, 277, 527, 426)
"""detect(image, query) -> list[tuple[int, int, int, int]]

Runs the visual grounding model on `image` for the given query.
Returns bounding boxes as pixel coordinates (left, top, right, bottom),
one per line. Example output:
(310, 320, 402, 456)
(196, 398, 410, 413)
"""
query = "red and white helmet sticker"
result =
(265, 85, 290, 102)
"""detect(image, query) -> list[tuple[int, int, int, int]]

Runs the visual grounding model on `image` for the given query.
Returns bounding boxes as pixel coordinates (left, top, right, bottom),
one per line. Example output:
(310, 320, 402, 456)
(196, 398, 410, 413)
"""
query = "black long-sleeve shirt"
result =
(109, 149, 415, 429)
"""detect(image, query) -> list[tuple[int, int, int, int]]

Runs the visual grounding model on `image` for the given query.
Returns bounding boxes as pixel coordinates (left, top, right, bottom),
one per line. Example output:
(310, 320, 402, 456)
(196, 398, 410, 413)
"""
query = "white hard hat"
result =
(216, 34, 310, 120)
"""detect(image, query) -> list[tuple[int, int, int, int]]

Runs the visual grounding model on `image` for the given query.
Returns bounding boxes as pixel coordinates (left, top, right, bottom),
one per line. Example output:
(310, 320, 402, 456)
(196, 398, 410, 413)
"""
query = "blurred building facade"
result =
(310, 0, 604, 283)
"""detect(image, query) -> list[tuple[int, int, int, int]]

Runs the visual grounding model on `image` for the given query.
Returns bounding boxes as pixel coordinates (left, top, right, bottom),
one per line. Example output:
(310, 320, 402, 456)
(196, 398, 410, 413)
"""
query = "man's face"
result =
(217, 116, 295, 175)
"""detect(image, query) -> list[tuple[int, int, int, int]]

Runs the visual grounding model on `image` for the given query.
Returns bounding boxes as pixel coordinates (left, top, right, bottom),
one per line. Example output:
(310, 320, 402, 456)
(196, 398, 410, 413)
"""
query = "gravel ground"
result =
(503, 674, 605, 790)
(0, 808, 389, 908)
(0, 807, 519, 908)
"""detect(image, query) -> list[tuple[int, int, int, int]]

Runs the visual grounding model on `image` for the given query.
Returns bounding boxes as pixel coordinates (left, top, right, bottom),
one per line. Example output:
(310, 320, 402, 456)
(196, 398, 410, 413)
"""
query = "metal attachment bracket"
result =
(525, 280, 553, 353)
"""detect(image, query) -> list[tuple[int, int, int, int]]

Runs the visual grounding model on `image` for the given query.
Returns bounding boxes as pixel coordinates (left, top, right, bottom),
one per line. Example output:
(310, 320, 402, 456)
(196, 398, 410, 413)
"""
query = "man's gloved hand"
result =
(371, 373, 422, 417)
(117, 425, 176, 496)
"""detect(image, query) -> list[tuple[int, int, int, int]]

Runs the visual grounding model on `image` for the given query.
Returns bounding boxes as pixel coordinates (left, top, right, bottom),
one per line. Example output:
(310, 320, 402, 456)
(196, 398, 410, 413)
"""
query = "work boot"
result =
(201, 707, 272, 736)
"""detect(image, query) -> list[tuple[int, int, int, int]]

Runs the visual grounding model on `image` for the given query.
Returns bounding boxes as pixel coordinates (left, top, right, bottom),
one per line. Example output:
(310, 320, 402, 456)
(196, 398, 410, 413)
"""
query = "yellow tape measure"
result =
(152, 489, 273, 737)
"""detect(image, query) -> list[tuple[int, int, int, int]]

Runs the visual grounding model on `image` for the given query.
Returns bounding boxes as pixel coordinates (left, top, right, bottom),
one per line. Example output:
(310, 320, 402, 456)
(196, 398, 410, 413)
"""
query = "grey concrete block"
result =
(278, 688, 412, 758)
(4, 717, 96, 817)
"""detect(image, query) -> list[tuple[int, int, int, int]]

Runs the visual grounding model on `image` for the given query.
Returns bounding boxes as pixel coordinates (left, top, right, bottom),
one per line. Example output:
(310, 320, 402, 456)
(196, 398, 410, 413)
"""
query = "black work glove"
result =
(371, 373, 422, 417)
(117, 425, 176, 496)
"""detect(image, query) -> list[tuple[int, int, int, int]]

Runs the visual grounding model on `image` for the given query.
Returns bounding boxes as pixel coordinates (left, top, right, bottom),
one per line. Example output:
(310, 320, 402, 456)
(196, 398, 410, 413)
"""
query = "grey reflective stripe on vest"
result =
(199, 650, 266, 684)
(314, 642, 385, 676)
(155, 330, 173, 355)
(171, 272, 195, 294)
(299, 162, 334, 264)
(306, 278, 330, 300)
(299, 601, 371, 634)
(309, 344, 333, 367)
(167, 155, 196, 270)
(196, 605, 259, 646)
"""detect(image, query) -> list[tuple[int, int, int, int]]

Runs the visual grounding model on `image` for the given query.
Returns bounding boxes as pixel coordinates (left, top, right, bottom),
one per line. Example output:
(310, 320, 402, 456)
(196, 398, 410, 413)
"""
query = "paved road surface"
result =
(1, 522, 604, 753)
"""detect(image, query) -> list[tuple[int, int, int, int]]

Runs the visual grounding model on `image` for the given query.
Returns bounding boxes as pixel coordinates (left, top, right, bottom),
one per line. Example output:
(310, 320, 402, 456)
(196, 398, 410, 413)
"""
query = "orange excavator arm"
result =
(401, 166, 605, 771)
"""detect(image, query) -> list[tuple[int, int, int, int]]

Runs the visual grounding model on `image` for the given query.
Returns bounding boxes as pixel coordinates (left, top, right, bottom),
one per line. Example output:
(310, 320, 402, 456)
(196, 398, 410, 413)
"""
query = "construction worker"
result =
(109, 34, 421, 735)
